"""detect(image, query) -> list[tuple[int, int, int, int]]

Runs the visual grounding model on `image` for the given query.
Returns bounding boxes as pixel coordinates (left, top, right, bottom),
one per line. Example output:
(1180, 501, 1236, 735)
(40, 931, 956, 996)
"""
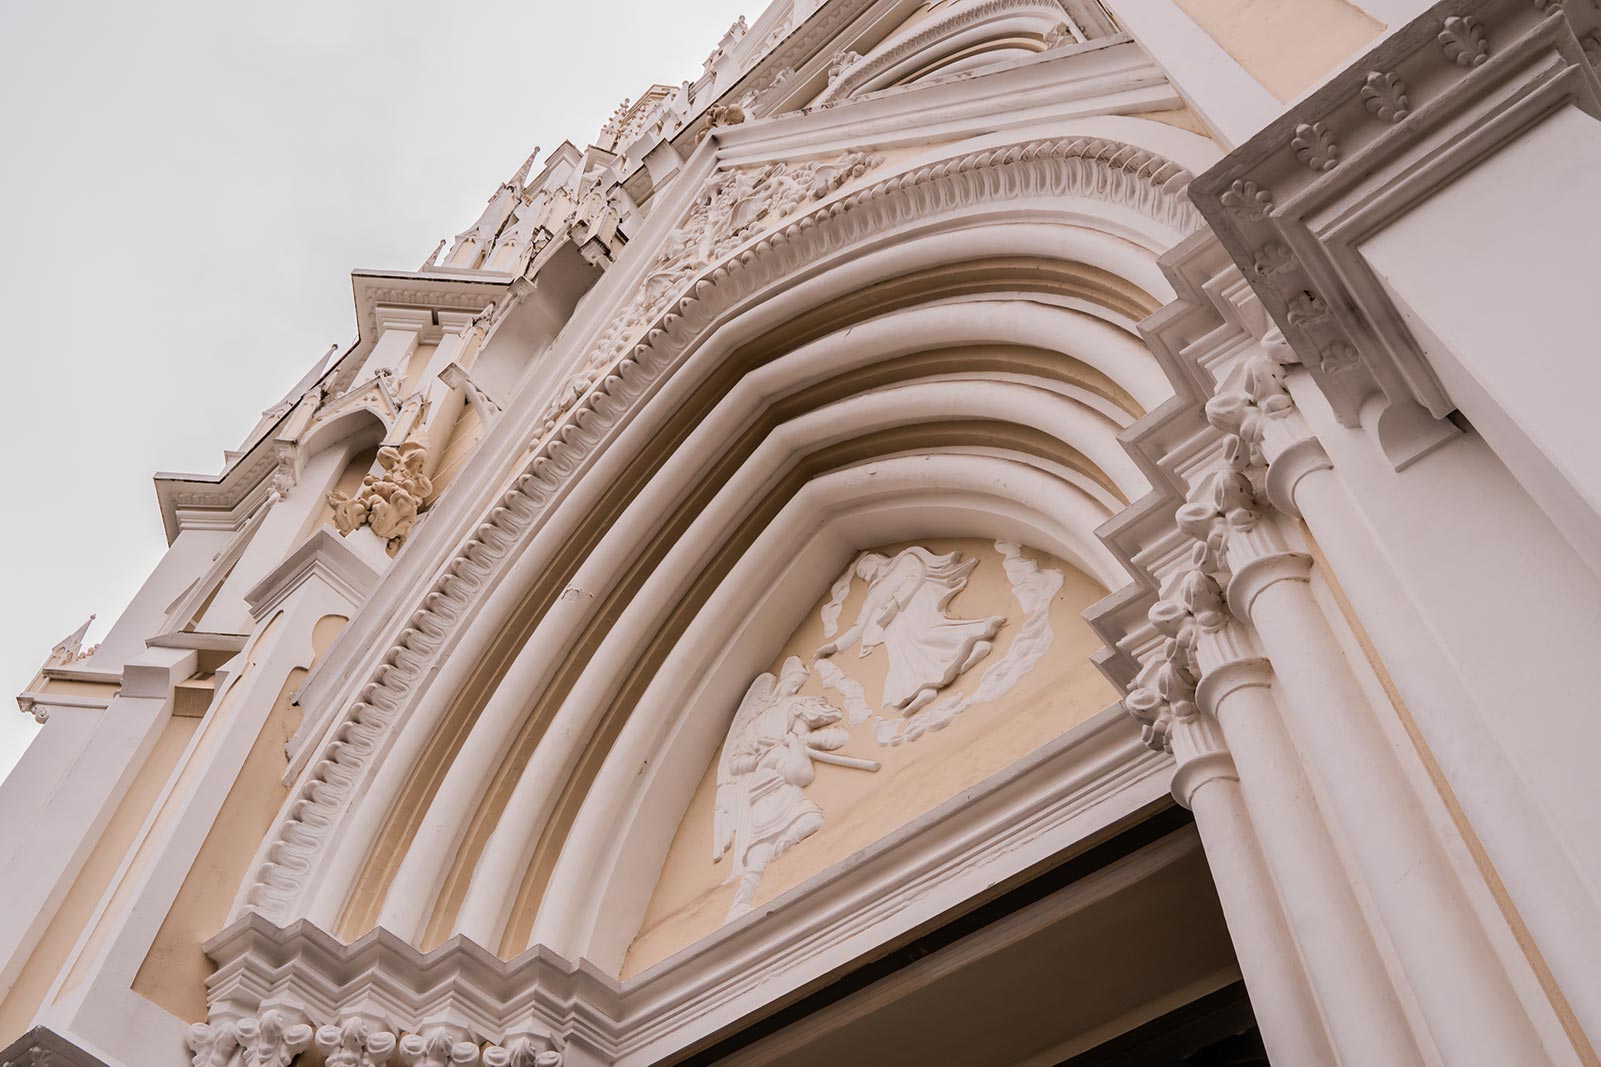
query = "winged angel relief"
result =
(714, 657, 880, 917)
(713, 544, 1065, 917)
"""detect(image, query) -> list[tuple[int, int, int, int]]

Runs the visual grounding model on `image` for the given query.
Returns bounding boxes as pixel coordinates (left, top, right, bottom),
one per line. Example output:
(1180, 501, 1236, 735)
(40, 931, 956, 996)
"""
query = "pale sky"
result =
(0, 0, 752, 779)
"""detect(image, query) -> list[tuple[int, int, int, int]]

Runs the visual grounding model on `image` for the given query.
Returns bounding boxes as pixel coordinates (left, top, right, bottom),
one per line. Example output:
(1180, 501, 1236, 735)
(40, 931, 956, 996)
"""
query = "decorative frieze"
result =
(1186, 0, 1601, 427)
(534, 149, 882, 441)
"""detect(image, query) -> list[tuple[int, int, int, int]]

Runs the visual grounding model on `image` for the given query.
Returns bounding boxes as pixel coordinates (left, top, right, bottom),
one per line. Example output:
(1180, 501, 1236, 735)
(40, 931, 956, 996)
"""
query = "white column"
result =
(1166, 712, 1337, 1067)
(1226, 535, 1548, 1064)
(365, 307, 430, 377)
(1274, 425, 1601, 1047)
(1195, 651, 1422, 1064)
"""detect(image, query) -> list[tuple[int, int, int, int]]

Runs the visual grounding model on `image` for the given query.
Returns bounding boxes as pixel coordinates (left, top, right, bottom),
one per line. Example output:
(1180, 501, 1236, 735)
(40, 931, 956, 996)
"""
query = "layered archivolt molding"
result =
(816, 0, 1082, 108)
(229, 130, 1197, 973)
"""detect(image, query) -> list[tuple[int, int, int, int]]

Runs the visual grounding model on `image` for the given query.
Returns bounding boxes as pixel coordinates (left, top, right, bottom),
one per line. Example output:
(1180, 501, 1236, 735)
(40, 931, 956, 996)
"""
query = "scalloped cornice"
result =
(238, 133, 1201, 925)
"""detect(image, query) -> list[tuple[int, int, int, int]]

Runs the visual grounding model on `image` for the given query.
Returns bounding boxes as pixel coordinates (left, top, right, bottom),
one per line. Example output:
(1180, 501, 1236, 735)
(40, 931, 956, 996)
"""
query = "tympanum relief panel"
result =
(625, 537, 1115, 977)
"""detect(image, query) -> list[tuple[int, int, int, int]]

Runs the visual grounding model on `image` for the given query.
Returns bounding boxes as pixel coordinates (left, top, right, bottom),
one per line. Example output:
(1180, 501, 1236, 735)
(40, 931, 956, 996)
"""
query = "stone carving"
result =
(481, 1038, 560, 1067)
(242, 135, 1202, 925)
(701, 103, 746, 139)
(1124, 565, 1226, 752)
(813, 658, 874, 726)
(316, 1018, 397, 1067)
(1440, 15, 1489, 67)
(398, 1030, 480, 1067)
(1360, 71, 1410, 122)
(714, 657, 880, 917)
(1220, 178, 1272, 222)
(815, 547, 1003, 715)
(1583, 32, 1601, 69)
(1251, 242, 1295, 276)
(328, 439, 434, 557)
(1205, 341, 1293, 473)
(534, 150, 881, 441)
(1291, 121, 1340, 172)
(1043, 22, 1078, 47)
(1320, 341, 1359, 372)
(825, 48, 863, 86)
(813, 543, 1061, 745)
(187, 1011, 313, 1067)
(1285, 291, 1331, 329)
(43, 614, 96, 669)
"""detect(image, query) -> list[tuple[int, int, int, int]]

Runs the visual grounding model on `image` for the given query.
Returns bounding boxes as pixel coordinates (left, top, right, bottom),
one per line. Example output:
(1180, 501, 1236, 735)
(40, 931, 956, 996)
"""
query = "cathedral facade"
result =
(8, 0, 1601, 1063)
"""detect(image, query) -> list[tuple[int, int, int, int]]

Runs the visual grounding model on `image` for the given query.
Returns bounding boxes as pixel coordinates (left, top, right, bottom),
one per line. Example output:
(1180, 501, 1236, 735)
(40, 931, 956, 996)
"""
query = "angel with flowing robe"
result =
(714, 657, 879, 918)
(815, 547, 1004, 715)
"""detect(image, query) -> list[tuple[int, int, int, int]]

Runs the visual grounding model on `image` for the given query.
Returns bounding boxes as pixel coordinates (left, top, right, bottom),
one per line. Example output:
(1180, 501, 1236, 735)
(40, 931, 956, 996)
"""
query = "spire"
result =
(510, 146, 542, 190)
(421, 238, 446, 270)
(46, 614, 96, 668)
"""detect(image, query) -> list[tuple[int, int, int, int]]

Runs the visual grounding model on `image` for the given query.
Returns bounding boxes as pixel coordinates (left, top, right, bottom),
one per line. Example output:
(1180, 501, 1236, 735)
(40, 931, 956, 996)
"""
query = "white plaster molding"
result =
(714, 657, 880, 918)
(242, 528, 381, 622)
(813, 546, 1002, 715)
(203, 706, 1164, 1066)
(1187, 0, 1601, 427)
(236, 131, 1201, 927)
(873, 540, 1065, 744)
(815, 0, 1069, 107)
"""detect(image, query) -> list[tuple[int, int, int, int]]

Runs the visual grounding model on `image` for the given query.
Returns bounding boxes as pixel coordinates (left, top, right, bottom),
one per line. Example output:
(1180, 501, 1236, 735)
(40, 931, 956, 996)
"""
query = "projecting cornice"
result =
(0, 1026, 110, 1067)
(1187, 0, 1601, 427)
(340, 270, 509, 387)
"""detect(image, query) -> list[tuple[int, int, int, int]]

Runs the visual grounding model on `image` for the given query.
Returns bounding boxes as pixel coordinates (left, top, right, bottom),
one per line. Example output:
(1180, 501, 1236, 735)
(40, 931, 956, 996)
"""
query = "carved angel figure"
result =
(714, 657, 878, 918)
(815, 547, 1003, 714)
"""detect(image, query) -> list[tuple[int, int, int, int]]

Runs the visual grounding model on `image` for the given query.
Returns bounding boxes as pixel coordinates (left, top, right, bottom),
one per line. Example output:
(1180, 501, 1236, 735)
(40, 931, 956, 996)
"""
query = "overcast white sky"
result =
(0, 0, 753, 779)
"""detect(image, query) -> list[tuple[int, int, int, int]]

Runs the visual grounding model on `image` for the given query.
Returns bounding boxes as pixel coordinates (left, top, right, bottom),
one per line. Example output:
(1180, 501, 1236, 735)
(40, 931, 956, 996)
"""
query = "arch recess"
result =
(232, 127, 1210, 980)
(816, 0, 1077, 108)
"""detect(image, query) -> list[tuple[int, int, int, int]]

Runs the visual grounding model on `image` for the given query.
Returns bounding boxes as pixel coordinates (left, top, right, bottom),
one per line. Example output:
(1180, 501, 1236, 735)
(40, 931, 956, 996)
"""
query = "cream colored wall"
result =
(304, 444, 380, 540)
(430, 403, 483, 496)
(0, 713, 199, 1043)
(622, 538, 1116, 978)
(131, 615, 346, 1022)
(1170, 0, 1383, 103)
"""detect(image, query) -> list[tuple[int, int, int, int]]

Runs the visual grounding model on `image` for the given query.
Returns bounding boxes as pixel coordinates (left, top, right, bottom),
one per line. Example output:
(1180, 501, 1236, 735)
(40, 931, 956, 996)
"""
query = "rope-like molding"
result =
(239, 134, 1200, 923)
(818, 0, 1069, 107)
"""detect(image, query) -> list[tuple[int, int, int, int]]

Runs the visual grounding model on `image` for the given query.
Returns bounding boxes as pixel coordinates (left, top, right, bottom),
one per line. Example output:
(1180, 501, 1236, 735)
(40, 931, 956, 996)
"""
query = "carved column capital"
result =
(187, 1010, 313, 1067)
(1226, 552, 1314, 621)
(398, 1029, 480, 1067)
(482, 1036, 561, 1067)
(1265, 437, 1334, 518)
(316, 1017, 398, 1067)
